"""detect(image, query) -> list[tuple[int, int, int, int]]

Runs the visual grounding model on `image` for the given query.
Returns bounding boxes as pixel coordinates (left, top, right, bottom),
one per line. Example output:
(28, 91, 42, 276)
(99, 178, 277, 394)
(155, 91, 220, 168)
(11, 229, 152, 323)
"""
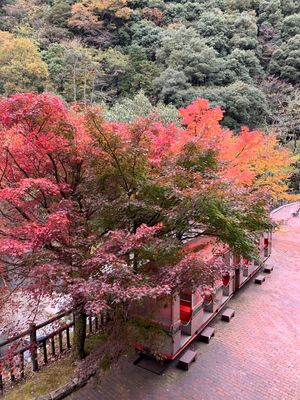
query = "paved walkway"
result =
(69, 203, 300, 400)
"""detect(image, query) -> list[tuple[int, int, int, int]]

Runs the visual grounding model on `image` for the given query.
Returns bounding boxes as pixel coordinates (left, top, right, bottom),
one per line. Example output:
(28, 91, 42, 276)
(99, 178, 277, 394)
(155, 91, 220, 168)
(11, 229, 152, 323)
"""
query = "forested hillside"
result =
(0, 0, 299, 134)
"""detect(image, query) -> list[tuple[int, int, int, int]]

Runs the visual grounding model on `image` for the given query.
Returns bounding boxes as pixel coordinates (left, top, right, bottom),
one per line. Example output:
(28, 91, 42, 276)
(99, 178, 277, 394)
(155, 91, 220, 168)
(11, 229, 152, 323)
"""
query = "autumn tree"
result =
(0, 93, 173, 360)
(0, 0, 298, 135)
(69, 0, 133, 35)
(142, 7, 164, 26)
(262, 77, 300, 151)
(68, 2, 111, 47)
(0, 93, 294, 363)
(0, 31, 48, 94)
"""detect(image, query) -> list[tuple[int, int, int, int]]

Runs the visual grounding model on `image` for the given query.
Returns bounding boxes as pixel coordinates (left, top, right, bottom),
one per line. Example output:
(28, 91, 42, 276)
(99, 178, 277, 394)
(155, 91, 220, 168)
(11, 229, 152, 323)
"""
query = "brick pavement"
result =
(68, 203, 300, 400)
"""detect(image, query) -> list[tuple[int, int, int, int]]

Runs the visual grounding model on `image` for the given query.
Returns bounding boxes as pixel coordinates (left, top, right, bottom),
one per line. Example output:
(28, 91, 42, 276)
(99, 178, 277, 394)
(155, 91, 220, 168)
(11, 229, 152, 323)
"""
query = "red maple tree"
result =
(0, 94, 293, 361)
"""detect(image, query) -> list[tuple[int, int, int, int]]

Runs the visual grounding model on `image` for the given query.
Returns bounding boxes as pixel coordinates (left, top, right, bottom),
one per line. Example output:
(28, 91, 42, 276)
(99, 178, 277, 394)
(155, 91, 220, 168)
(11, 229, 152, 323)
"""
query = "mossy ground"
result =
(4, 333, 106, 400)
(4, 357, 74, 400)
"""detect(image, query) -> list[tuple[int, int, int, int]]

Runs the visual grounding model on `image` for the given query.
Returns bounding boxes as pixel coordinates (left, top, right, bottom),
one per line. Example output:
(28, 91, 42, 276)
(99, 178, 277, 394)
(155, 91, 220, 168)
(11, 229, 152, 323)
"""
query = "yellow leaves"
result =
(179, 99, 295, 200)
(70, 0, 132, 26)
(0, 31, 48, 94)
(219, 129, 294, 199)
(250, 135, 293, 198)
(82, 0, 128, 13)
(115, 7, 132, 19)
(0, 31, 12, 44)
(68, 3, 100, 30)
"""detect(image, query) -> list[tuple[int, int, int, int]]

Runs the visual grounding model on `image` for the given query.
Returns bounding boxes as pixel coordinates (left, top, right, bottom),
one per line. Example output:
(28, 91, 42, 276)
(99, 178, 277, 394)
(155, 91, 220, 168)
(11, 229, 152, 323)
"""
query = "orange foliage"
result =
(86, 98, 294, 201)
(164, 99, 293, 199)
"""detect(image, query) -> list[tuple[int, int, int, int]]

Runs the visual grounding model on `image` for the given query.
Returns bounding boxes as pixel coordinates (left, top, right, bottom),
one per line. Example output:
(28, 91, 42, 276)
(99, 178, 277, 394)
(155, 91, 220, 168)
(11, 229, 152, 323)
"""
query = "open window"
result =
(179, 291, 192, 323)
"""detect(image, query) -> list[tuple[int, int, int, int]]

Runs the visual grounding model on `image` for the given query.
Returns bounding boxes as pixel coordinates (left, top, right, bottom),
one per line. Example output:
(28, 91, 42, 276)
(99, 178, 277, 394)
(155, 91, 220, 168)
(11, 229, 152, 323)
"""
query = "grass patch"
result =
(4, 357, 74, 400)
(5, 333, 107, 400)
(85, 332, 107, 354)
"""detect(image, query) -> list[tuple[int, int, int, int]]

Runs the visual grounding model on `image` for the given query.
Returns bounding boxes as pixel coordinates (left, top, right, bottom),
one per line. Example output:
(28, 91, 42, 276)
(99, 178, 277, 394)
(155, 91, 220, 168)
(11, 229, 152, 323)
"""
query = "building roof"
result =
(183, 235, 229, 264)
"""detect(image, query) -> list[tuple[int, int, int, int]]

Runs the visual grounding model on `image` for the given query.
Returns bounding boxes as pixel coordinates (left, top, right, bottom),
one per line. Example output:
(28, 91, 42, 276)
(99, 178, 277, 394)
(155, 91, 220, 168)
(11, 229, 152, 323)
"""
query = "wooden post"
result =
(42, 340, 48, 365)
(66, 328, 71, 349)
(95, 316, 99, 331)
(89, 317, 93, 334)
(51, 337, 55, 356)
(19, 352, 25, 379)
(29, 323, 38, 372)
(0, 373, 3, 393)
(10, 368, 15, 383)
(58, 332, 63, 353)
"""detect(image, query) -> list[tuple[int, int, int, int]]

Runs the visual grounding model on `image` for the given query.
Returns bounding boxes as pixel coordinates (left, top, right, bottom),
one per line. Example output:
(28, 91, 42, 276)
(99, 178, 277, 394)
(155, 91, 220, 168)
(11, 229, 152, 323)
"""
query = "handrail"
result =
(35, 309, 73, 330)
(0, 311, 106, 393)
(0, 329, 31, 348)
(0, 309, 72, 348)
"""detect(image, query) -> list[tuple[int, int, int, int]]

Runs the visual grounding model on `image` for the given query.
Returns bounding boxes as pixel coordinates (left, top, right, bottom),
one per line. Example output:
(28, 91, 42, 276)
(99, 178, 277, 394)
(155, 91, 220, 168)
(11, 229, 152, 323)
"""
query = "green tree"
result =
(43, 41, 129, 104)
(99, 47, 130, 102)
(46, 0, 73, 28)
(219, 49, 263, 84)
(226, 0, 260, 12)
(258, 0, 283, 29)
(131, 20, 162, 59)
(43, 40, 102, 104)
(120, 45, 158, 95)
(194, 9, 232, 55)
(153, 67, 196, 106)
(156, 27, 219, 85)
(269, 34, 300, 83)
(281, 0, 300, 16)
(230, 11, 259, 50)
(163, 3, 186, 24)
(104, 91, 179, 123)
(281, 14, 300, 40)
(199, 81, 270, 129)
(257, 0, 283, 65)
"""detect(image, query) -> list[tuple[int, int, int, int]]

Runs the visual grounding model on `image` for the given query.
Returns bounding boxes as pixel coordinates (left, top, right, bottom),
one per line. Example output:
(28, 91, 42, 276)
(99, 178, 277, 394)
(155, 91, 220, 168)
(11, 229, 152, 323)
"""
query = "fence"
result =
(269, 192, 300, 213)
(0, 310, 107, 394)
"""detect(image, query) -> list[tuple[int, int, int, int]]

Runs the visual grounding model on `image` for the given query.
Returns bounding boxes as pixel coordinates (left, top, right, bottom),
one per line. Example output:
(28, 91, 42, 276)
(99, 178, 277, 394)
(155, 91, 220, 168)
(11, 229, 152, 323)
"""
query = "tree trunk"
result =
(83, 67, 87, 110)
(72, 310, 86, 360)
(73, 58, 78, 102)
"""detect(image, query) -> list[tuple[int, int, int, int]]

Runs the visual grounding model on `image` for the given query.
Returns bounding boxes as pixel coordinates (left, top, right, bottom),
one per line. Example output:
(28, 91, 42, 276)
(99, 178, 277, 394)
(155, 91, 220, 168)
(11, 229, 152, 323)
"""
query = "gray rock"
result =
(50, 382, 76, 400)
(35, 374, 90, 400)
(72, 377, 87, 389)
(35, 395, 51, 400)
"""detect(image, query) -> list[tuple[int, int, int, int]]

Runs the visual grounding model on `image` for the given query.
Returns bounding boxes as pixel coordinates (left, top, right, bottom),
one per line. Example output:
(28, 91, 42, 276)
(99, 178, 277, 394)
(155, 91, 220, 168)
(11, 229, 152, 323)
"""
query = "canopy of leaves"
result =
(0, 93, 292, 316)
(0, 92, 294, 361)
